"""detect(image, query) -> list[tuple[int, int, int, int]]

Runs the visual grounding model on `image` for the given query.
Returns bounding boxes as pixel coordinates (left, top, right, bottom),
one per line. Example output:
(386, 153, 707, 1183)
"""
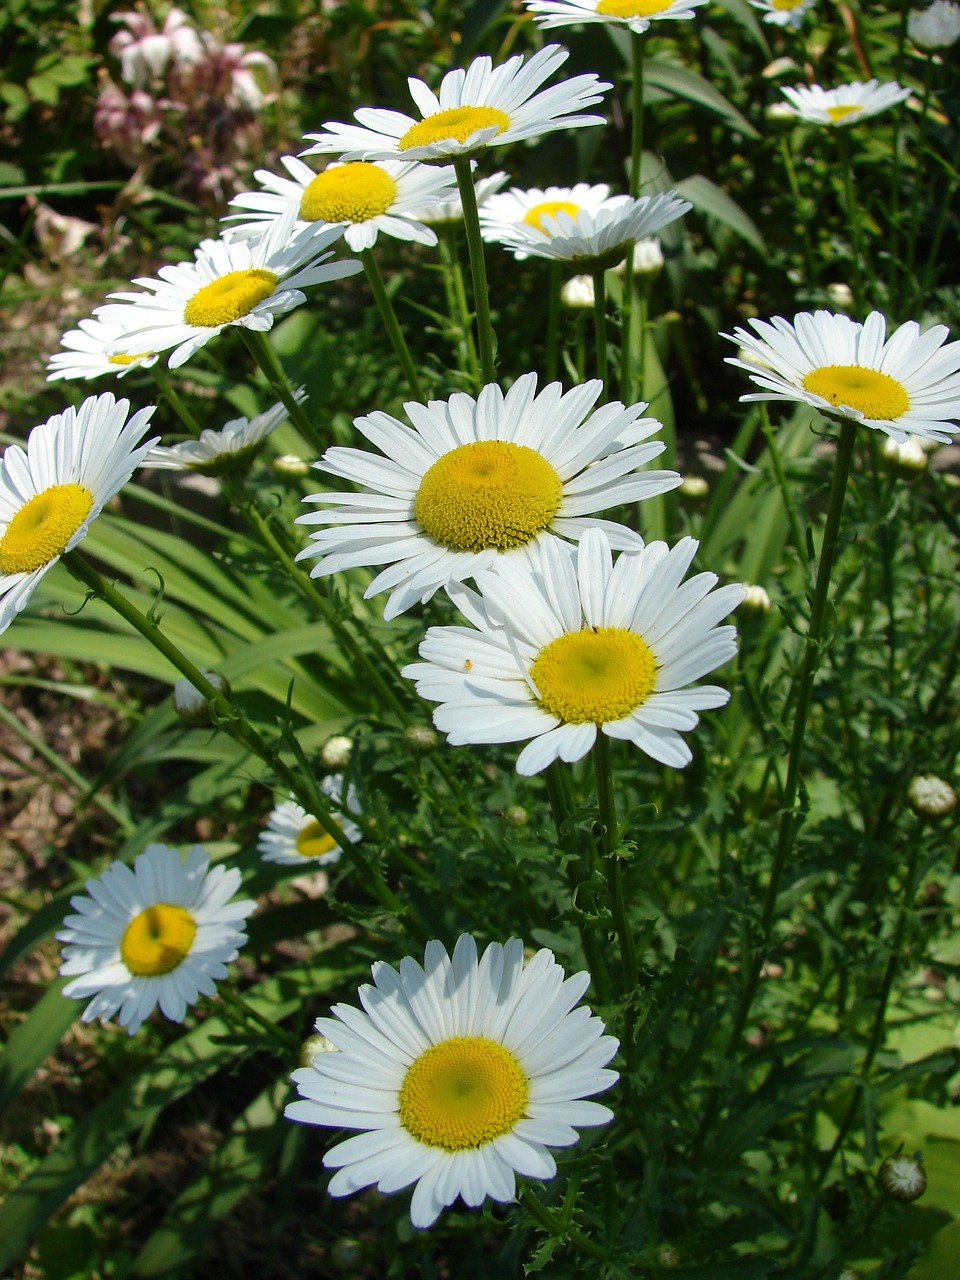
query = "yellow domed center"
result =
(121, 903, 197, 976)
(531, 626, 658, 724)
(802, 365, 910, 420)
(295, 819, 340, 858)
(183, 269, 279, 328)
(0, 483, 94, 575)
(413, 440, 563, 552)
(399, 106, 511, 152)
(826, 104, 864, 123)
(771, 0, 804, 9)
(597, 0, 676, 16)
(299, 163, 398, 223)
(108, 352, 150, 365)
(399, 1036, 528, 1151)
(523, 200, 582, 233)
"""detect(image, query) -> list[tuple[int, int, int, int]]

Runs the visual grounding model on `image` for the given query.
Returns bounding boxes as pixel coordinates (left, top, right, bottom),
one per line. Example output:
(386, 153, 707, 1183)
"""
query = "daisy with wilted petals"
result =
(749, 0, 817, 27)
(286, 933, 618, 1228)
(487, 192, 691, 268)
(46, 316, 159, 382)
(57, 844, 256, 1035)
(296, 373, 681, 620)
(403, 528, 743, 775)
(143, 395, 303, 475)
(0, 393, 158, 636)
(723, 310, 960, 443)
(524, 0, 708, 33)
(95, 205, 360, 369)
(301, 45, 610, 164)
(223, 155, 459, 250)
(258, 775, 363, 867)
(480, 182, 611, 259)
(779, 80, 911, 127)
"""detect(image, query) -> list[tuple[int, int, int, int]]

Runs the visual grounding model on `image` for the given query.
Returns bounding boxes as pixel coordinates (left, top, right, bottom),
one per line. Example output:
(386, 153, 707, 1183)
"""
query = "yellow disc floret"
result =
(121, 903, 197, 976)
(413, 440, 563, 552)
(771, 0, 805, 8)
(523, 200, 582, 233)
(531, 626, 658, 724)
(826, 104, 864, 123)
(802, 365, 910, 420)
(300, 163, 398, 224)
(0, 483, 94, 574)
(597, 0, 676, 16)
(295, 819, 340, 858)
(399, 1036, 528, 1151)
(108, 353, 150, 365)
(399, 106, 511, 152)
(183, 269, 279, 328)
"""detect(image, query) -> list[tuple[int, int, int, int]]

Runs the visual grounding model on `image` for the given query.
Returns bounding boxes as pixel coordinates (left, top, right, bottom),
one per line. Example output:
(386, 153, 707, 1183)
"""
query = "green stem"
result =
(837, 131, 866, 314)
(62, 550, 426, 943)
(761, 404, 809, 573)
(592, 268, 608, 391)
(217, 986, 302, 1055)
(150, 363, 204, 435)
(919, 130, 960, 300)
(546, 262, 561, 385)
(900, 57, 934, 315)
(240, 329, 325, 457)
(518, 1189, 610, 1264)
(453, 156, 497, 386)
(778, 137, 818, 291)
(437, 224, 479, 383)
(360, 248, 424, 401)
(619, 30, 646, 403)
(593, 735, 636, 993)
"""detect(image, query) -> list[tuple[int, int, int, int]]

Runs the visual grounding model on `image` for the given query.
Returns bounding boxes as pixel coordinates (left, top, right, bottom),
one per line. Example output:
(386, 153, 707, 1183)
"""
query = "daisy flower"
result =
(142, 394, 303, 475)
(95, 205, 361, 369)
(748, 0, 818, 27)
(523, 0, 708, 33)
(909, 0, 960, 49)
(479, 182, 611, 260)
(0, 393, 158, 636)
(723, 310, 960, 443)
(485, 192, 691, 269)
(45, 316, 159, 382)
(295, 373, 681, 620)
(406, 171, 509, 227)
(57, 844, 256, 1035)
(258, 775, 363, 867)
(779, 80, 911, 127)
(402, 528, 743, 776)
(300, 45, 610, 164)
(222, 155, 458, 251)
(285, 933, 618, 1228)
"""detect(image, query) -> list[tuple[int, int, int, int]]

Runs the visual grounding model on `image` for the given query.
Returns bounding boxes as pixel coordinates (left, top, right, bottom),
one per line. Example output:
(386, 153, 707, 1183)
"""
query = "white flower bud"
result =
(173, 670, 231, 725)
(877, 1152, 927, 1202)
(272, 453, 310, 476)
(741, 584, 772, 614)
(299, 1031, 337, 1067)
(560, 274, 595, 309)
(679, 475, 709, 499)
(880, 435, 928, 474)
(825, 282, 854, 310)
(909, 0, 960, 48)
(321, 735, 353, 769)
(907, 774, 957, 817)
(632, 237, 664, 276)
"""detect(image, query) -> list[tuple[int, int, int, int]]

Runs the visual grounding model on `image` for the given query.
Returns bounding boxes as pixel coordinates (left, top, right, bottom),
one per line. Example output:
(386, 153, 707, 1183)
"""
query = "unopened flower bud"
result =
(907, 774, 957, 817)
(403, 724, 438, 756)
(633, 237, 665, 276)
(273, 453, 311, 476)
(741, 584, 772, 615)
(908, 0, 960, 48)
(877, 1152, 927, 1202)
(331, 1238, 364, 1270)
(880, 434, 928, 475)
(679, 475, 709, 500)
(505, 805, 529, 827)
(560, 274, 595, 309)
(656, 1244, 681, 1268)
(173, 670, 231, 725)
(825, 282, 854, 310)
(300, 1031, 337, 1067)
(321, 735, 353, 769)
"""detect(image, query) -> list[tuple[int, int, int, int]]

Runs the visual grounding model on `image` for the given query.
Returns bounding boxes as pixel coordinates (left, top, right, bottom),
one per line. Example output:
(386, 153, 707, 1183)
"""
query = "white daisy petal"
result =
(258, 775, 363, 868)
(523, 0, 709, 34)
(778, 79, 911, 128)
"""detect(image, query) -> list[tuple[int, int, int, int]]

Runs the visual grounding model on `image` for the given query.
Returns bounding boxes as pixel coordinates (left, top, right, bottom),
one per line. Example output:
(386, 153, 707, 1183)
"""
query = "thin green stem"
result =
(593, 735, 636, 993)
(837, 131, 866, 314)
(900, 57, 934, 315)
(437, 224, 479, 383)
(150, 363, 204, 435)
(546, 262, 561, 385)
(453, 156, 497, 386)
(619, 31, 647, 403)
(778, 137, 818, 290)
(360, 248, 424, 401)
(240, 329, 325, 458)
(920, 130, 960, 299)
(592, 268, 608, 391)
(761, 405, 809, 573)
(518, 1189, 610, 1265)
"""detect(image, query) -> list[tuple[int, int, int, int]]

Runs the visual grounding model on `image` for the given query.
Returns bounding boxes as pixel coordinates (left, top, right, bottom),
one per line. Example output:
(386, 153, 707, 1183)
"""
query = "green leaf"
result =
(673, 174, 767, 256)
(0, 980, 77, 1116)
(645, 59, 760, 139)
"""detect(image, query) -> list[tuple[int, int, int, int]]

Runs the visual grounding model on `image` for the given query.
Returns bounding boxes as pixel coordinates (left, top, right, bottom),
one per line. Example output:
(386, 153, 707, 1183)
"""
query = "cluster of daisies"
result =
(5, 0, 959, 1234)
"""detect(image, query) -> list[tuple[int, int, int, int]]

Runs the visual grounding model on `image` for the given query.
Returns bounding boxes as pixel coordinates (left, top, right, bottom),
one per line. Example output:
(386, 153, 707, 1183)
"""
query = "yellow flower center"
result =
(120, 903, 197, 977)
(399, 1036, 528, 1151)
(531, 626, 658, 724)
(413, 440, 563, 552)
(295, 819, 340, 858)
(183, 268, 279, 328)
(771, 0, 804, 8)
(299, 163, 398, 224)
(597, 0, 676, 16)
(108, 352, 151, 365)
(399, 106, 511, 152)
(522, 200, 582, 233)
(0, 483, 94, 575)
(826, 104, 864, 123)
(802, 365, 910, 420)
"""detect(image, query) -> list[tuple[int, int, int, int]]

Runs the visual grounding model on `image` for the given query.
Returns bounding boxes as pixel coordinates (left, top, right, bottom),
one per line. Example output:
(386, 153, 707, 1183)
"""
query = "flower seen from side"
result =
(523, 0, 709, 34)
(296, 373, 681, 619)
(223, 155, 458, 250)
(402, 527, 743, 776)
(479, 182, 612, 260)
(723, 310, 960, 443)
(46, 316, 159, 382)
(485, 192, 691, 269)
(779, 80, 911, 126)
(258, 774, 363, 867)
(908, 0, 960, 48)
(748, 0, 817, 27)
(300, 45, 610, 163)
(95, 205, 360, 369)
(405, 171, 509, 226)
(143, 395, 303, 475)
(57, 844, 255, 1034)
(285, 933, 618, 1228)
(0, 393, 158, 636)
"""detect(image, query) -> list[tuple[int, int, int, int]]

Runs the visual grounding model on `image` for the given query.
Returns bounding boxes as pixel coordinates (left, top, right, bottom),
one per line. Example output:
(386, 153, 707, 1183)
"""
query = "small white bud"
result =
(877, 1152, 927, 1202)
(741, 584, 772, 614)
(272, 453, 310, 476)
(880, 434, 928, 474)
(560, 274, 595, 309)
(679, 475, 710, 499)
(825, 282, 854, 310)
(633, 237, 664, 276)
(908, 0, 960, 48)
(299, 1031, 337, 1068)
(173, 670, 231, 725)
(321, 735, 353, 769)
(907, 774, 957, 817)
